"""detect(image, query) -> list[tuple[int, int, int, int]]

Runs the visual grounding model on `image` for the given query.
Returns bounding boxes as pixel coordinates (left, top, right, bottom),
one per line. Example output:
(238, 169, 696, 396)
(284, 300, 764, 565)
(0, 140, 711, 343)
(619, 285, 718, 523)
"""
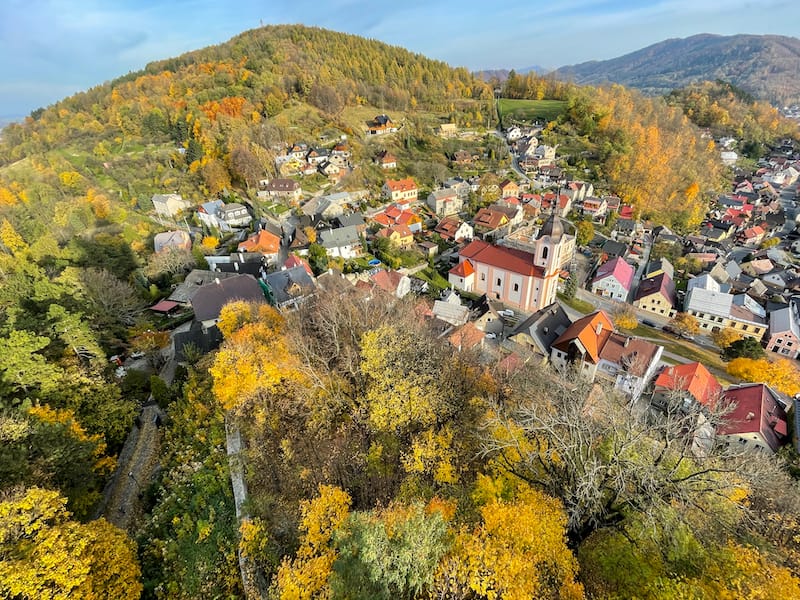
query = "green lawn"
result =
(498, 99, 567, 124)
(557, 293, 595, 314)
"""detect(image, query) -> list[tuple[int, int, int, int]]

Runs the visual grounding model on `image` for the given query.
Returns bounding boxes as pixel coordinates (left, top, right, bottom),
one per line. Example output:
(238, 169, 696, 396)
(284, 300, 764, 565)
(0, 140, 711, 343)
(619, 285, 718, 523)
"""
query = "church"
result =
(448, 213, 569, 314)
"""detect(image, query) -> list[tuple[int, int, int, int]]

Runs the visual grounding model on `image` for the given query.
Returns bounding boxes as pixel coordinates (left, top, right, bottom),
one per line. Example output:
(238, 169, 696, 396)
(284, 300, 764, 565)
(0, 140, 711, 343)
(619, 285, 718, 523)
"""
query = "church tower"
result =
(533, 211, 565, 307)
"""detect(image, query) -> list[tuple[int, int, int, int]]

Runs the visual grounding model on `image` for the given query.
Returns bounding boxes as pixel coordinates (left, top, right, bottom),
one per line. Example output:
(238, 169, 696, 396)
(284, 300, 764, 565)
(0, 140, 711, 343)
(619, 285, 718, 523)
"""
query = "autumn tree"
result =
(0, 487, 142, 599)
(144, 246, 195, 279)
(575, 220, 595, 247)
(610, 301, 638, 331)
(711, 327, 743, 350)
(78, 267, 145, 327)
(274, 484, 352, 599)
(436, 486, 584, 600)
(668, 312, 699, 337)
(727, 357, 800, 396)
(482, 365, 757, 546)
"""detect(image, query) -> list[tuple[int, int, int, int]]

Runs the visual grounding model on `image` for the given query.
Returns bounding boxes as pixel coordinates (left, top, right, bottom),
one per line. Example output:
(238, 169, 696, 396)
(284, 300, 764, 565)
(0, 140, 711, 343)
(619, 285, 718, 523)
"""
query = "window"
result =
(542, 247, 549, 260)
(513, 283, 519, 292)
(496, 278, 502, 287)
(787, 341, 794, 347)
(480, 273, 485, 281)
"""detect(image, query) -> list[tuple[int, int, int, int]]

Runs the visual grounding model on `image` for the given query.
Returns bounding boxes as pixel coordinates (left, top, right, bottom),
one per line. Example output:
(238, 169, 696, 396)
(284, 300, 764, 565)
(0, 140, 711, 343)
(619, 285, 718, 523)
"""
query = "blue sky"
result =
(1, 0, 798, 117)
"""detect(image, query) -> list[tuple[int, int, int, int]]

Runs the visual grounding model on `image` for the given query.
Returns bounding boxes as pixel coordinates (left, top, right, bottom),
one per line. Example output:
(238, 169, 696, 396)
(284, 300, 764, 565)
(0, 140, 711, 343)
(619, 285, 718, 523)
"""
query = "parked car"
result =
(498, 309, 515, 318)
(130, 351, 146, 359)
(641, 319, 658, 328)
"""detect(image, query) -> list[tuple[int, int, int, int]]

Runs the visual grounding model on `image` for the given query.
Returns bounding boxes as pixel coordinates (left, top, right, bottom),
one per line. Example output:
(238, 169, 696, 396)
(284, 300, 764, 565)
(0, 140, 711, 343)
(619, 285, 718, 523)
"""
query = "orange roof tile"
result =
(237, 229, 281, 254)
(385, 178, 417, 192)
(551, 311, 614, 363)
(449, 259, 474, 278)
(654, 362, 722, 407)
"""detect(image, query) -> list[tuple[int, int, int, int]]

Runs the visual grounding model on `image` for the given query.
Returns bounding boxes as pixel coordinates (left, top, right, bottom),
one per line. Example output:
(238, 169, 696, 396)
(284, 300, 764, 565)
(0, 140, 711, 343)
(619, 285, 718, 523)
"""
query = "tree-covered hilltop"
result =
(665, 80, 800, 159)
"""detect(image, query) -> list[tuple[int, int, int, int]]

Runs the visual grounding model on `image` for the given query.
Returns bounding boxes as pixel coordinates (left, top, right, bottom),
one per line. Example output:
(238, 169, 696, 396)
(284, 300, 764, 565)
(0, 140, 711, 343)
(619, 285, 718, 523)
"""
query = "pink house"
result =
(590, 257, 635, 301)
(766, 301, 800, 359)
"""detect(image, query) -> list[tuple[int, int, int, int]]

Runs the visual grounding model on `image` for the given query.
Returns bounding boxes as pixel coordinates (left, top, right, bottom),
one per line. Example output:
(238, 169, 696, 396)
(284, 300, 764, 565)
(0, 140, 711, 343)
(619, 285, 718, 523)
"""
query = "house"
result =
(237, 229, 282, 264)
(452, 150, 474, 165)
(263, 266, 316, 309)
(375, 150, 397, 170)
(432, 298, 470, 326)
(684, 282, 768, 340)
(765, 299, 800, 358)
(591, 257, 635, 301)
(369, 269, 411, 298)
(190, 274, 266, 330)
(633, 272, 676, 317)
(218, 203, 252, 229)
(206, 253, 267, 279)
(566, 181, 594, 204)
(472, 207, 510, 236)
(265, 178, 303, 203)
(153, 230, 192, 254)
(600, 239, 628, 261)
(152, 193, 192, 218)
(375, 224, 414, 249)
(435, 217, 473, 242)
(196, 200, 225, 230)
(448, 322, 486, 352)
(508, 302, 572, 358)
(168, 269, 238, 305)
(651, 362, 722, 411)
(499, 179, 520, 199)
(367, 114, 398, 135)
(581, 196, 608, 219)
(448, 213, 567, 314)
(428, 188, 462, 218)
(549, 310, 664, 400)
(318, 225, 363, 259)
(439, 123, 458, 137)
(718, 383, 789, 453)
(443, 177, 471, 200)
(334, 213, 367, 235)
(284, 254, 313, 276)
(740, 225, 766, 247)
(383, 178, 418, 203)
(644, 258, 675, 281)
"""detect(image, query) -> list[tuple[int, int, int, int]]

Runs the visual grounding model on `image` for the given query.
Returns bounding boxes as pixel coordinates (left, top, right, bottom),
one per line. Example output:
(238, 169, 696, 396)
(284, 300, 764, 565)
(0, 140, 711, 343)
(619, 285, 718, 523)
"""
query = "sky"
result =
(1, 0, 798, 118)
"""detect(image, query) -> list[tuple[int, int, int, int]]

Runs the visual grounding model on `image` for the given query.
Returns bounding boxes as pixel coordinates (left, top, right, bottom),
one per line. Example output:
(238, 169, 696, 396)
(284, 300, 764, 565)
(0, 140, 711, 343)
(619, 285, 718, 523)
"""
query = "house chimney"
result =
(595, 322, 603, 335)
(624, 337, 631, 348)
(746, 411, 755, 421)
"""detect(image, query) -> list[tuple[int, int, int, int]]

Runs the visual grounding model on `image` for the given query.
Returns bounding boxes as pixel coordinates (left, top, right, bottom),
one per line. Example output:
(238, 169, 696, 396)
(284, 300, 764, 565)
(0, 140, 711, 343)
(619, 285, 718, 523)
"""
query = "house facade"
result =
(218, 203, 252, 229)
(318, 225, 363, 259)
(765, 301, 800, 358)
(266, 178, 303, 202)
(633, 272, 676, 317)
(383, 178, 418, 203)
(153, 193, 192, 218)
(591, 257, 634, 301)
(718, 383, 789, 453)
(435, 217, 473, 242)
(428, 188, 462, 218)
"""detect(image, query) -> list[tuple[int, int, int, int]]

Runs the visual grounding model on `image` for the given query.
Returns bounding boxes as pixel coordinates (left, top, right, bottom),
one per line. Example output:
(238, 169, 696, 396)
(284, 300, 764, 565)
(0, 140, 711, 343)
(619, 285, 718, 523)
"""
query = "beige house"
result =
(633, 273, 676, 317)
(383, 178, 418, 203)
(153, 194, 193, 218)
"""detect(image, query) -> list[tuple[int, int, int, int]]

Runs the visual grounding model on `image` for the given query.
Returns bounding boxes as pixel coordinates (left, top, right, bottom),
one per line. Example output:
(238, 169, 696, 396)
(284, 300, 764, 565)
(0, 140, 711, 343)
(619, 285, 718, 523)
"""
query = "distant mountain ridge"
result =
(475, 65, 549, 83)
(553, 33, 800, 105)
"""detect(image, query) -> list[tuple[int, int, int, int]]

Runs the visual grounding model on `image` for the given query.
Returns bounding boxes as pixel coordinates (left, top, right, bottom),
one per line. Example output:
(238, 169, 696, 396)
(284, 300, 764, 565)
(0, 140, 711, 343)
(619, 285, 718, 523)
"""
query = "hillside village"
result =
(147, 115, 800, 457)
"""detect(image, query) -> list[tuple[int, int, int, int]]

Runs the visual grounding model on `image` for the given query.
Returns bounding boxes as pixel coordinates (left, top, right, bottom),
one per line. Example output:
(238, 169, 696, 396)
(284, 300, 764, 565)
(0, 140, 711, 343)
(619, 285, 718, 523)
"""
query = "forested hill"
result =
(0, 24, 492, 164)
(553, 33, 800, 105)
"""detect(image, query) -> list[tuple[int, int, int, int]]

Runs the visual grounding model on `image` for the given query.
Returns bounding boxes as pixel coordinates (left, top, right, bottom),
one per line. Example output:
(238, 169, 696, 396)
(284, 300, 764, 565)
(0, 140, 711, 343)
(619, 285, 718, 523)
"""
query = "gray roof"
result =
(432, 300, 469, 327)
(319, 225, 361, 249)
(510, 302, 572, 356)
(190, 274, 266, 322)
(770, 303, 800, 339)
(264, 266, 316, 307)
(335, 213, 366, 229)
(684, 287, 733, 318)
(168, 270, 238, 304)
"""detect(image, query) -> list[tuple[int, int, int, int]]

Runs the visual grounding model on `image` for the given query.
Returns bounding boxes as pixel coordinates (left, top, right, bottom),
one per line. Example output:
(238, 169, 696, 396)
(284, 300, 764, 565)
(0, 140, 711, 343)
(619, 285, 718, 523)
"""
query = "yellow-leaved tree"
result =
(727, 357, 800, 397)
(275, 484, 352, 600)
(436, 486, 584, 600)
(0, 487, 142, 599)
(211, 301, 307, 413)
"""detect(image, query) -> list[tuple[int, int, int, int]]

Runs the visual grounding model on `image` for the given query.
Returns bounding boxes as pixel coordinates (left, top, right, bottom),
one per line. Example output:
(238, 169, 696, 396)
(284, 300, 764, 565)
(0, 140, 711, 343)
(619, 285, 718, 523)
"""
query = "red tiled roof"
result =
(237, 229, 281, 254)
(385, 178, 417, 192)
(551, 311, 614, 363)
(449, 259, 475, 278)
(284, 254, 313, 276)
(150, 299, 179, 313)
(459, 240, 543, 277)
(719, 383, 788, 452)
(654, 362, 722, 407)
(435, 217, 460, 238)
(448, 322, 485, 350)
